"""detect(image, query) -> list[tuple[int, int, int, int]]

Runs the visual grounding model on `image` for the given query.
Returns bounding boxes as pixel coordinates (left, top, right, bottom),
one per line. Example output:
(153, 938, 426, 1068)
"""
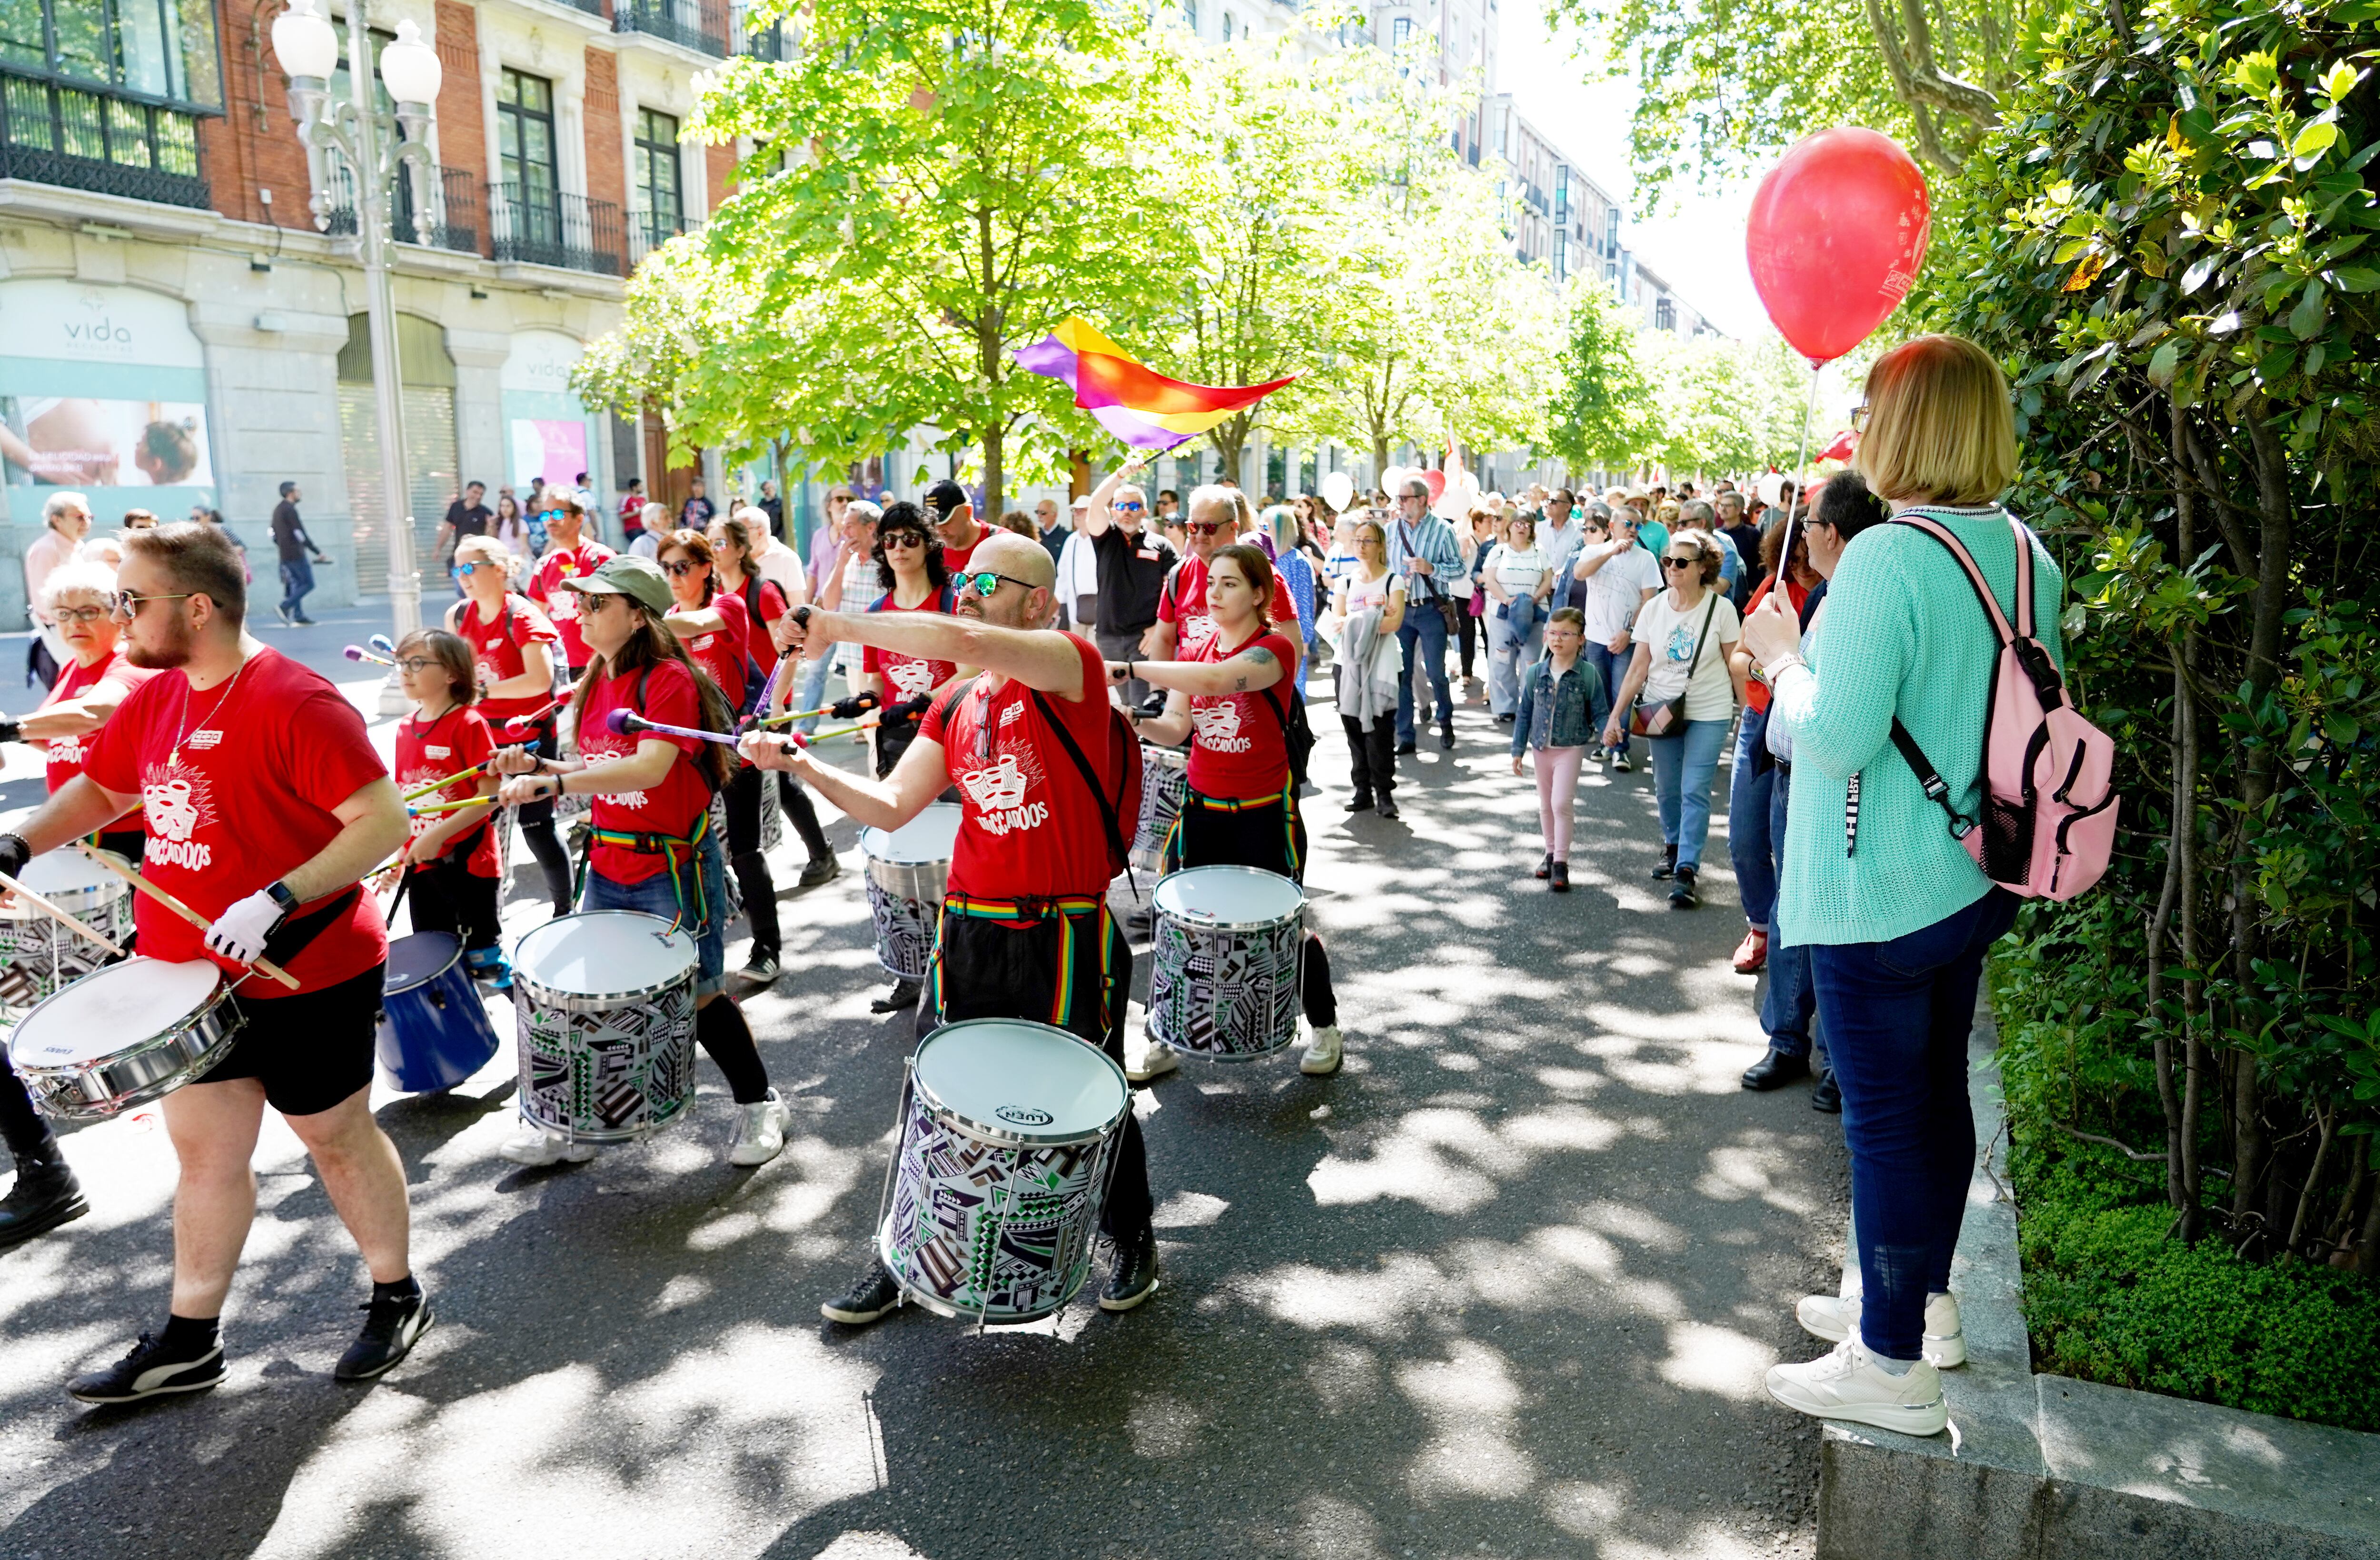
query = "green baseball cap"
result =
(554, 554, 674, 615)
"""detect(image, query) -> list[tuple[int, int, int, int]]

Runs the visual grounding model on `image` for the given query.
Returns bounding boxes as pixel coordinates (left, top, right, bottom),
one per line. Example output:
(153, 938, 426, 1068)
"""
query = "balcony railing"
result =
(489, 182, 623, 276)
(736, 14, 791, 59)
(614, 0, 729, 56)
(326, 162, 481, 256)
(628, 208, 703, 264)
(0, 70, 209, 209)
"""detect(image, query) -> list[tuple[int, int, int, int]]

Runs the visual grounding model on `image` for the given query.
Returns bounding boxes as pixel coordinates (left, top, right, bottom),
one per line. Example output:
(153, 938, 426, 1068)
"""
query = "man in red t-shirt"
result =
(0, 523, 425, 1402)
(527, 495, 616, 674)
(922, 478, 990, 574)
(743, 530, 1159, 1323)
(1144, 487, 1295, 661)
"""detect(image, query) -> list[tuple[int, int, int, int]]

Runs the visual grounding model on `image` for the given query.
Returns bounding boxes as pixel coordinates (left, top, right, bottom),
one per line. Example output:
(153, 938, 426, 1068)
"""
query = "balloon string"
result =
(1778, 361, 1824, 596)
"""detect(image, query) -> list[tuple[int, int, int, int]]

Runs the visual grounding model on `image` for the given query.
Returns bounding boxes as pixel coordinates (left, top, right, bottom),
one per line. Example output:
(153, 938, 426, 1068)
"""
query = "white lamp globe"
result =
(377, 20, 443, 107)
(269, 0, 340, 81)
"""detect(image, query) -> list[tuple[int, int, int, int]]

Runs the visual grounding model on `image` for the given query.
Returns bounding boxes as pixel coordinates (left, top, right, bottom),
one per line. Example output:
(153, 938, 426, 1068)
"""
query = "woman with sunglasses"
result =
(656, 528, 786, 984)
(711, 512, 840, 889)
(17, 560, 160, 865)
(1119, 544, 1344, 1078)
(446, 536, 574, 919)
(492, 556, 791, 1171)
(1600, 529, 1746, 908)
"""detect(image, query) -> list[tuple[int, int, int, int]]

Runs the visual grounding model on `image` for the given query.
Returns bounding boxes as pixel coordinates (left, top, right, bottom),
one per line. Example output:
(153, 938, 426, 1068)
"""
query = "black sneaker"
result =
(292, 616, 318, 627)
(821, 1259, 903, 1325)
(1551, 861, 1570, 893)
(1669, 865, 1699, 908)
(1395, 740, 1418, 755)
(1651, 845, 1678, 880)
(0, 1154, 88, 1248)
(798, 855, 842, 889)
(1375, 796, 1400, 820)
(1438, 726, 1456, 750)
(739, 953, 781, 984)
(870, 978, 921, 1014)
(335, 1288, 434, 1381)
(274, 604, 293, 626)
(1341, 793, 1375, 813)
(1811, 1069, 1844, 1114)
(68, 1330, 226, 1404)
(1534, 853, 1553, 880)
(1098, 1237, 1160, 1312)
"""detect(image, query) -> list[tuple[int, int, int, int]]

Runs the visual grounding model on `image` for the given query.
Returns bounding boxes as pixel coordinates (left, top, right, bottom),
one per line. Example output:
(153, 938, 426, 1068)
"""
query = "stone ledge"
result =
(1815, 1022, 2380, 1560)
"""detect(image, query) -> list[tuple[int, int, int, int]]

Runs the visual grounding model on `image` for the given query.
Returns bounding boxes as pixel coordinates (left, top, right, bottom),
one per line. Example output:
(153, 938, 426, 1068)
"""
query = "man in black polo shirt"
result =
(1076, 458, 1176, 708)
(435, 481, 491, 595)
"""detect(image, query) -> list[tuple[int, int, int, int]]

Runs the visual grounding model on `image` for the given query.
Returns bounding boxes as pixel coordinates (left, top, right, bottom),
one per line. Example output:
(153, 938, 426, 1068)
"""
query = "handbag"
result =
(1629, 594, 1719, 739)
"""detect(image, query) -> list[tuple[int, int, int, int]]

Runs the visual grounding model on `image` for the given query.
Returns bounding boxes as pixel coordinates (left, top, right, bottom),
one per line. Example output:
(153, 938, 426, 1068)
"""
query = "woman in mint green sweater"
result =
(1742, 335, 2065, 1438)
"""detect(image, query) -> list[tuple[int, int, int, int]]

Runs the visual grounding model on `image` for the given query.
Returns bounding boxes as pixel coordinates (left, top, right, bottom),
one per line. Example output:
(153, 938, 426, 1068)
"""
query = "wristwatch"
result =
(265, 880, 299, 919)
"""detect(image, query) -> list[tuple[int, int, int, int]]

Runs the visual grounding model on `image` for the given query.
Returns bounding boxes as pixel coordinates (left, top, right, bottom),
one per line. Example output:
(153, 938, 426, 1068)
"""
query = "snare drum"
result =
(375, 932, 501, 1094)
(0, 848, 133, 1021)
(10, 958, 243, 1120)
(861, 804, 962, 980)
(1131, 744, 1190, 873)
(1147, 865, 1305, 1060)
(511, 911, 698, 1142)
(879, 1019, 1130, 1322)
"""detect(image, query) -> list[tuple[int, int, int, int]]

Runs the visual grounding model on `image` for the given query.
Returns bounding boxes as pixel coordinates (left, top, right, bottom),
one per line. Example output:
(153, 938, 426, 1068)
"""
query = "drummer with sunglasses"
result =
(1114, 543, 1344, 1080)
(1143, 487, 1298, 664)
(741, 531, 1161, 1323)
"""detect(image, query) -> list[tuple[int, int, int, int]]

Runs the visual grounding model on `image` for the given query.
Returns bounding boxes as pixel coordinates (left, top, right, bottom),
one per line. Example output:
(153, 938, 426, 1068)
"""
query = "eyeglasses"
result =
(55, 605, 109, 625)
(659, 559, 700, 577)
(1663, 556, 1700, 569)
(1851, 402, 1870, 429)
(1186, 520, 1230, 535)
(1113, 501, 1145, 514)
(881, 532, 927, 550)
(397, 656, 439, 674)
(956, 570, 1037, 598)
(107, 590, 192, 618)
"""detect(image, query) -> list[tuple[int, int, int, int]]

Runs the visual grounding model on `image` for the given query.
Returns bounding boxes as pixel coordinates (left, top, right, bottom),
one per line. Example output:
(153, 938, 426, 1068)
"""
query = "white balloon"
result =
(1756, 473, 1785, 508)
(1320, 471, 1355, 512)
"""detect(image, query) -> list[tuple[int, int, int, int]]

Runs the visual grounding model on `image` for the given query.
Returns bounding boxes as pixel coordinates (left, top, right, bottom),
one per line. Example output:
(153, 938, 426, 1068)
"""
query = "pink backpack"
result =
(1848, 513, 2119, 902)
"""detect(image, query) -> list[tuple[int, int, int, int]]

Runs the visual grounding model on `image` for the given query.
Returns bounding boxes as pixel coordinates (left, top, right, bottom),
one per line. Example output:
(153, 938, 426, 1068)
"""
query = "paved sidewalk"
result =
(0, 676, 1848, 1560)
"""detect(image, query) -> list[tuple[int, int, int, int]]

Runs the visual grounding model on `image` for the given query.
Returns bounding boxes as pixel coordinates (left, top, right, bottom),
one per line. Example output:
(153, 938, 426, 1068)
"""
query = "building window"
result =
(0, 0, 222, 109)
(1184, 0, 1198, 30)
(1221, 9, 1234, 37)
(1654, 297, 1676, 331)
(633, 107, 683, 236)
(1391, 16, 1413, 48)
(498, 68, 561, 224)
(1554, 232, 1567, 281)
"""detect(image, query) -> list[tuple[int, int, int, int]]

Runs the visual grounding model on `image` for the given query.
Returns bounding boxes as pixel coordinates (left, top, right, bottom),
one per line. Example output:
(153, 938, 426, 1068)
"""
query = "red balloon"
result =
(1746, 129, 1931, 366)
(1421, 469, 1446, 505)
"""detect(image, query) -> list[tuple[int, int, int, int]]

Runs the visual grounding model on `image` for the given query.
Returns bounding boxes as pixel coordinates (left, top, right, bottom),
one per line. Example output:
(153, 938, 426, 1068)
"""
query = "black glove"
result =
(0, 833, 29, 881)
(0, 718, 20, 745)
(883, 694, 932, 726)
(830, 696, 868, 720)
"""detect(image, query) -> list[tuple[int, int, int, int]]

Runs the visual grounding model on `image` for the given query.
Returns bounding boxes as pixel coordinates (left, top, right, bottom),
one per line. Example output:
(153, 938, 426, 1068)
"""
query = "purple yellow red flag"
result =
(1014, 317, 1296, 449)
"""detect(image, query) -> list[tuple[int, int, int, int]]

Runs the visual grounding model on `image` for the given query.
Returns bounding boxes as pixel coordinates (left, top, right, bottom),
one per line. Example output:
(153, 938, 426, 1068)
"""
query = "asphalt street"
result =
(0, 650, 1848, 1560)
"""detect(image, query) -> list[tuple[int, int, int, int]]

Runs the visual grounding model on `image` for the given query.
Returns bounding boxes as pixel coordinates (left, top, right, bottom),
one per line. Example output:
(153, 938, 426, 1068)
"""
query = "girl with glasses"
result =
(1600, 529, 1745, 907)
(386, 629, 507, 989)
(445, 536, 574, 918)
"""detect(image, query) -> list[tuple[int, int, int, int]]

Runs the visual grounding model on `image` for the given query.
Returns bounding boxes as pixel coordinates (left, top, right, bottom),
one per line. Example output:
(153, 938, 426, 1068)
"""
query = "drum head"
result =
(913, 1019, 1128, 1146)
(1141, 742, 1189, 772)
(1153, 864, 1305, 926)
(862, 803, 963, 865)
(514, 911, 694, 997)
(11, 958, 221, 1066)
(15, 849, 117, 898)
(386, 931, 464, 995)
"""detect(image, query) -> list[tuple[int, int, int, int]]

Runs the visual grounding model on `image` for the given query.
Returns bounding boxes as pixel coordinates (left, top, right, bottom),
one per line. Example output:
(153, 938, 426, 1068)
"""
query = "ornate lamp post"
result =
(271, 0, 441, 712)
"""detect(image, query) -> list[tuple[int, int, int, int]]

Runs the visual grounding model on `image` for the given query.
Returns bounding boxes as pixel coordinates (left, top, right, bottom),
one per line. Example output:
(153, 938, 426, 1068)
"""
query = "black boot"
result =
(871, 978, 922, 1014)
(1343, 791, 1375, 813)
(1650, 843, 1678, 881)
(1811, 1069, 1843, 1114)
(1550, 861, 1570, 893)
(1098, 1234, 1160, 1312)
(1741, 1048, 1811, 1091)
(0, 1153, 87, 1249)
(1534, 853, 1553, 880)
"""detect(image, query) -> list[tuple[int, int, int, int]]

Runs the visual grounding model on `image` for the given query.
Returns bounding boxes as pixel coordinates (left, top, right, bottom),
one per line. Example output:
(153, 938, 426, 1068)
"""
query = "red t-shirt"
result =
(577, 658, 713, 886)
(397, 704, 500, 878)
(1186, 629, 1299, 798)
(724, 574, 788, 676)
(861, 586, 958, 706)
(1742, 576, 1812, 715)
(39, 649, 159, 795)
(1159, 554, 1299, 660)
(81, 647, 391, 997)
(529, 540, 617, 669)
(451, 593, 561, 725)
(940, 527, 986, 575)
(675, 588, 751, 710)
(918, 634, 1116, 900)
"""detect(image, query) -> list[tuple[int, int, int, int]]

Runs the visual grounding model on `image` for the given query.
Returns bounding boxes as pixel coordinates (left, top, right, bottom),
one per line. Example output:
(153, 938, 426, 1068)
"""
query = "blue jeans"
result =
(1485, 603, 1538, 716)
(1763, 762, 1819, 1059)
(1729, 708, 1777, 928)
(278, 555, 316, 619)
(1582, 642, 1631, 760)
(1647, 716, 1729, 868)
(1395, 603, 1453, 745)
(581, 834, 729, 998)
(791, 655, 833, 735)
(1810, 886, 2020, 1361)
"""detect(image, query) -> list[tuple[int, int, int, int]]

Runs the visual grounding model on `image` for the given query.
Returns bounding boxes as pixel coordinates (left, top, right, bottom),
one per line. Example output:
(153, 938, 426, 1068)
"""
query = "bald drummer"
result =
(742, 531, 1160, 1324)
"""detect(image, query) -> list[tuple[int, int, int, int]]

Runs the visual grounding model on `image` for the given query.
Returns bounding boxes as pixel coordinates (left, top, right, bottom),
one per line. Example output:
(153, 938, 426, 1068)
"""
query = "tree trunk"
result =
(2167, 391, 2205, 1239)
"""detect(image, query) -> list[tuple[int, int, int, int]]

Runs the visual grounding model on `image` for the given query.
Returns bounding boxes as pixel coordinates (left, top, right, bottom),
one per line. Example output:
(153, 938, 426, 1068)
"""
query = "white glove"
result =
(205, 889, 287, 964)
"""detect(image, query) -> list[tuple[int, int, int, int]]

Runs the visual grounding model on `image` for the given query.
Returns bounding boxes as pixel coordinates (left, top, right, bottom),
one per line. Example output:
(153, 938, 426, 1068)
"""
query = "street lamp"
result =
(271, 0, 440, 713)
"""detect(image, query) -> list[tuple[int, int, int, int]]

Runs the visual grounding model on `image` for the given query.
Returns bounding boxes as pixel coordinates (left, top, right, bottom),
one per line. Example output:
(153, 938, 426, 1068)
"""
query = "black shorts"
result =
(923, 904, 1129, 1051)
(1164, 789, 1306, 884)
(191, 963, 387, 1117)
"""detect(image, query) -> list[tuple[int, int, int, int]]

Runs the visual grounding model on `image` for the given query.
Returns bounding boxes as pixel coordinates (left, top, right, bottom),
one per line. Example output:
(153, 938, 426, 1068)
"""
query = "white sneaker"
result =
(1796, 1291, 1966, 1367)
(1765, 1338, 1948, 1436)
(1300, 1024, 1344, 1075)
(1125, 1039, 1179, 1083)
(498, 1125, 595, 1167)
(729, 1091, 791, 1167)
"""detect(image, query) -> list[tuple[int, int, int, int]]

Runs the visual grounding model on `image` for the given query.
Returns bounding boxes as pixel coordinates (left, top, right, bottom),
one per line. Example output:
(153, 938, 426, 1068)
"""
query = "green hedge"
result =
(1997, 961, 2380, 1434)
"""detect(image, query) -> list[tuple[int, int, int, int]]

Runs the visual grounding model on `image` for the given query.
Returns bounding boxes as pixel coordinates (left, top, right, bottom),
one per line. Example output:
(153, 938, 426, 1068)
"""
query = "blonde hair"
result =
(1855, 334, 2019, 505)
(454, 535, 514, 575)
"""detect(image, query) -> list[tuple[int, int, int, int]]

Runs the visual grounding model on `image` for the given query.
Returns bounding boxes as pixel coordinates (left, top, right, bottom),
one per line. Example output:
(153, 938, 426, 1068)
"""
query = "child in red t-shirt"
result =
(389, 629, 507, 987)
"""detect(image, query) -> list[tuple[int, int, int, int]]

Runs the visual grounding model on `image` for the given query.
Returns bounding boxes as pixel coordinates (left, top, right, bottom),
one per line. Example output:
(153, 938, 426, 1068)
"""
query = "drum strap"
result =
(585, 810, 714, 936)
(1182, 784, 1293, 815)
(935, 894, 1112, 1036)
(258, 885, 363, 969)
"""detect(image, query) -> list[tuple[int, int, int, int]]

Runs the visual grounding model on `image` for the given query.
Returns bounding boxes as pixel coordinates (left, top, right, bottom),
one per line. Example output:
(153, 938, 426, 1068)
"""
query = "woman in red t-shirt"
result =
(492, 555, 791, 1172)
(709, 512, 841, 891)
(854, 502, 973, 781)
(656, 527, 782, 981)
(445, 535, 572, 918)
(16, 560, 156, 861)
(1120, 543, 1342, 1079)
(388, 629, 506, 985)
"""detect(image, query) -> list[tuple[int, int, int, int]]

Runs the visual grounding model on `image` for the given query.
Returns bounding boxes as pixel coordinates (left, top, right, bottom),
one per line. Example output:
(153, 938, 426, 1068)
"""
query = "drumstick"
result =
(401, 760, 493, 802)
(755, 721, 869, 749)
(410, 794, 499, 815)
(0, 868, 127, 958)
(753, 701, 849, 729)
(344, 645, 396, 667)
(498, 691, 574, 737)
(605, 708, 740, 747)
(69, 843, 300, 990)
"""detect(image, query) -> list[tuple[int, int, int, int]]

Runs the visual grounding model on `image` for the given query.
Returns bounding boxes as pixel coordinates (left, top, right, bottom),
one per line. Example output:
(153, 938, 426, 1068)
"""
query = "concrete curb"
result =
(1815, 1019, 2380, 1560)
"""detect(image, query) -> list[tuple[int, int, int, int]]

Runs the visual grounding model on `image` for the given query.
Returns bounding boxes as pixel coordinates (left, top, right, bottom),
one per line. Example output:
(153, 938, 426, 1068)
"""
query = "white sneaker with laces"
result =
(1125, 1039, 1179, 1083)
(1796, 1291, 1965, 1367)
(499, 1124, 595, 1167)
(1765, 1338, 1948, 1436)
(729, 1091, 791, 1167)
(1300, 1024, 1344, 1075)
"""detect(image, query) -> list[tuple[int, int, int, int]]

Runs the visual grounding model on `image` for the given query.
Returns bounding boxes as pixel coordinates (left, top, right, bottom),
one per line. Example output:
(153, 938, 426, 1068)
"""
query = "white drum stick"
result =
(0, 868, 126, 958)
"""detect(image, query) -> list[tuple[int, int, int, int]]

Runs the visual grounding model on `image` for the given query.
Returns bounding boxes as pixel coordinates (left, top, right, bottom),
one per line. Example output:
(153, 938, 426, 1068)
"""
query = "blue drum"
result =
(376, 932, 501, 1094)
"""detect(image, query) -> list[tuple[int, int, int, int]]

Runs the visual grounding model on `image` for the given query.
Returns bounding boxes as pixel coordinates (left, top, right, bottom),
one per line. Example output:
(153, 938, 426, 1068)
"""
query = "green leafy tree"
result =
(1548, 287, 1665, 471)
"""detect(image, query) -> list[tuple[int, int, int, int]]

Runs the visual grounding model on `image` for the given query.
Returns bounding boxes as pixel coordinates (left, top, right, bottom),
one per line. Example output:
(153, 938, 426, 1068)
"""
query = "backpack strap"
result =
(1845, 716, 1976, 856)
(1027, 687, 1130, 874)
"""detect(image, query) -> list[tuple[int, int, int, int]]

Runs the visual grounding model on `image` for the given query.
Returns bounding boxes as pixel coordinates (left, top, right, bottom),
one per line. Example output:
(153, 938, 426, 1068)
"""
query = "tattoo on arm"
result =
(1229, 646, 1275, 693)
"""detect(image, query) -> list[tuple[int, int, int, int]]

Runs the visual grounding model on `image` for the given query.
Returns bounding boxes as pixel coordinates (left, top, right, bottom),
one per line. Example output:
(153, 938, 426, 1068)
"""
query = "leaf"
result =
(2208, 309, 2243, 334)
(2147, 338, 2182, 385)
(2333, 266, 2380, 292)
(2065, 252, 2107, 291)
(2322, 61, 2361, 102)
(2181, 255, 2219, 294)
(2290, 281, 2327, 339)
(2292, 119, 2339, 169)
